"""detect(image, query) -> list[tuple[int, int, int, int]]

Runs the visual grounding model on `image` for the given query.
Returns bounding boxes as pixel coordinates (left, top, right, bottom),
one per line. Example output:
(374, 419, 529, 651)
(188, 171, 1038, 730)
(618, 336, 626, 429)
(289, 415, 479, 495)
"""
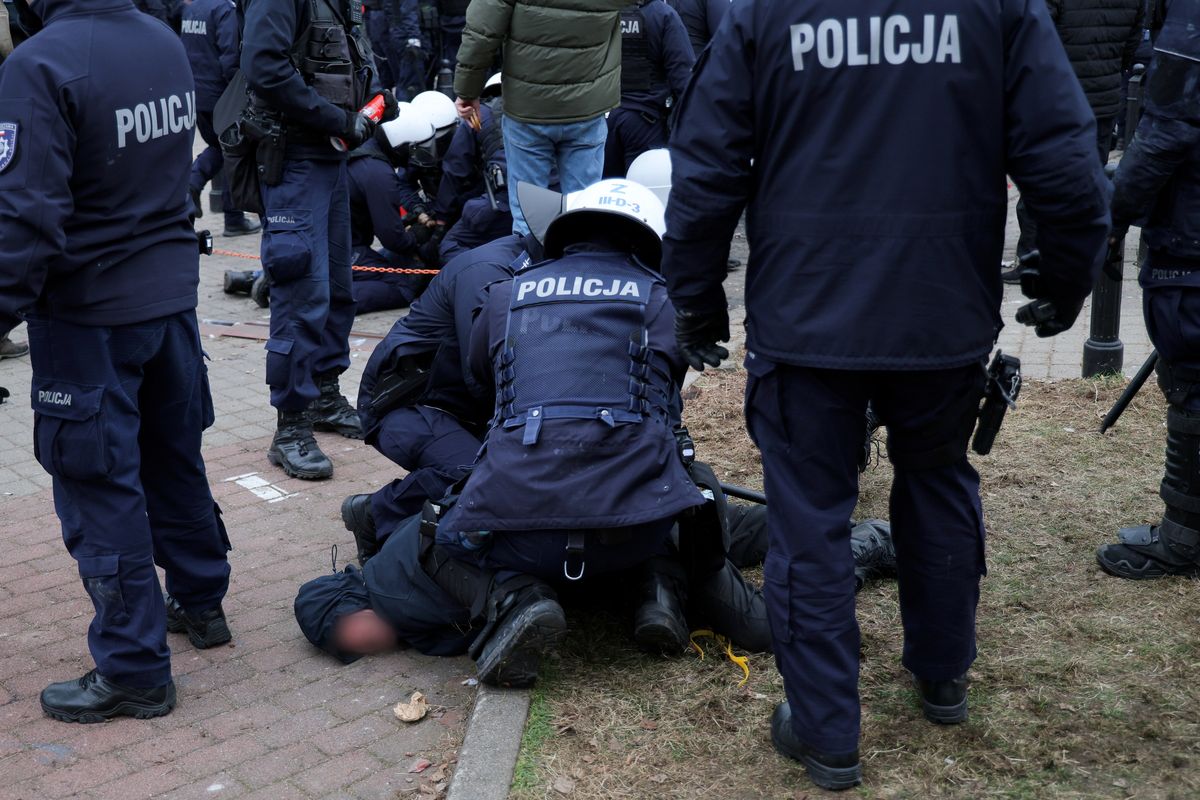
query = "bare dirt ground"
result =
(509, 369, 1200, 800)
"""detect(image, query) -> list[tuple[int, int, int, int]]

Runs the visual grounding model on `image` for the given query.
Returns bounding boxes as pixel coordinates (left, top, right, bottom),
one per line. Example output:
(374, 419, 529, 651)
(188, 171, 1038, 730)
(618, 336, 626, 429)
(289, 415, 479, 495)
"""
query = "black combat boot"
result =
(725, 503, 769, 569)
(41, 670, 176, 723)
(223, 270, 256, 295)
(913, 673, 969, 724)
(851, 519, 897, 592)
(632, 558, 690, 654)
(1098, 407, 1200, 579)
(771, 702, 862, 791)
(341, 493, 379, 566)
(690, 559, 772, 653)
(268, 410, 333, 480)
(165, 595, 232, 649)
(309, 371, 365, 439)
(473, 581, 567, 688)
(223, 215, 262, 238)
(250, 273, 270, 308)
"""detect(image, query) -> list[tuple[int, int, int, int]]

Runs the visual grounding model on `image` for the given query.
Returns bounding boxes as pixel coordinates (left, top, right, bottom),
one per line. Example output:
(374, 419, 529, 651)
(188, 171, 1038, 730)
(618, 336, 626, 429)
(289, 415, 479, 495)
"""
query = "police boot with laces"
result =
(913, 673, 969, 724)
(165, 594, 232, 649)
(223, 270, 256, 295)
(473, 582, 567, 688)
(41, 669, 176, 724)
(690, 559, 773, 653)
(268, 410, 333, 480)
(1097, 406, 1200, 580)
(633, 558, 690, 654)
(341, 493, 379, 566)
(771, 702, 862, 791)
(309, 371, 365, 439)
(851, 519, 897, 591)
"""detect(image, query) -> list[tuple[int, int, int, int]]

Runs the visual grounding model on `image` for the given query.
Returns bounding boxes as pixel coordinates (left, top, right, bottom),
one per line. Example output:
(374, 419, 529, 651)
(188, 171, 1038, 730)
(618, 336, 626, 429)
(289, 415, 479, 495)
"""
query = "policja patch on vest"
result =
(0, 122, 16, 172)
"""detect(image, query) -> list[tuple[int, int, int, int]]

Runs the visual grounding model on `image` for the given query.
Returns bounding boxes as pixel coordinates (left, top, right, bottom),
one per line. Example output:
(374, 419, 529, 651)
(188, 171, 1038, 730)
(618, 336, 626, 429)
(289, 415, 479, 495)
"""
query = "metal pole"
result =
(1081, 239, 1125, 377)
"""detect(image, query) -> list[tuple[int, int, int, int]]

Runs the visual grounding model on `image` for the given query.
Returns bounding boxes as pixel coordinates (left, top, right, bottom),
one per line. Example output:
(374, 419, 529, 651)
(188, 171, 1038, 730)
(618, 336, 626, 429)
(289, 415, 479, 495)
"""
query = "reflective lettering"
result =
(583, 278, 603, 296)
(115, 109, 135, 148)
(516, 280, 537, 301)
(910, 15, 936, 64)
(38, 390, 72, 407)
(884, 15, 909, 64)
(791, 14, 961, 71)
(817, 19, 843, 68)
(790, 23, 814, 70)
(846, 19, 868, 66)
(936, 15, 961, 63)
(114, 93, 196, 149)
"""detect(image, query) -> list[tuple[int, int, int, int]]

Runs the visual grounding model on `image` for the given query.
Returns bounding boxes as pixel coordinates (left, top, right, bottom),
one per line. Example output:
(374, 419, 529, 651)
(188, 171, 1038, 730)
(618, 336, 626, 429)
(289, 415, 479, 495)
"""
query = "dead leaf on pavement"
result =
(394, 691, 429, 723)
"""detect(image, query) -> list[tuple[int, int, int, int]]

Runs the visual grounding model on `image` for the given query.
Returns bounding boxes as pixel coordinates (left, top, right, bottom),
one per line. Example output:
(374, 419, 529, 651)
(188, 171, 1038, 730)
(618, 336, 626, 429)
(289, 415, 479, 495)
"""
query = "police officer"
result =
(240, 0, 398, 480)
(604, 0, 693, 177)
(182, 0, 261, 237)
(1096, 0, 1200, 581)
(0, 0, 233, 722)
(348, 109, 436, 313)
(661, 0, 1110, 790)
(667, 0, 729, 55)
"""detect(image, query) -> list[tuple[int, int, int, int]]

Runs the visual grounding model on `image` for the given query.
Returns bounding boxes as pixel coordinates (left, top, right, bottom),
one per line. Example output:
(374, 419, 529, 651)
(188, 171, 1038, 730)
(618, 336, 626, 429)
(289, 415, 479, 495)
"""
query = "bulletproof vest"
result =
(497, 255, 674, 446)
(438, 0, 470, 17)
(289, 0, 366, 114)
(620, 2, 665, 95)
(480, 97, 506, 170)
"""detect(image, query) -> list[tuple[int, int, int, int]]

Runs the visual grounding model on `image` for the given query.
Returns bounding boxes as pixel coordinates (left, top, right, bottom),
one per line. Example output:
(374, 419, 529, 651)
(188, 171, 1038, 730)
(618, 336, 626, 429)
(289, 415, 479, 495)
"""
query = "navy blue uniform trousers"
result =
(1144, 279, 1200, 413)
(261, 159, 356, 412)
(27, 312, 231, 688)
(746, 358, 986, 754)
(351, 247, 429, 314)
(603, 107, 668, 178)
(370, 405, 482, 538)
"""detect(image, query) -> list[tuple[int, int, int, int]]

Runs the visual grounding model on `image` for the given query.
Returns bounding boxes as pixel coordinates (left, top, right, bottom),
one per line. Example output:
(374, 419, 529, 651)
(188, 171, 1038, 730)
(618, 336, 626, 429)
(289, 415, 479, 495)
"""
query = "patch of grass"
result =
(510, 372, 1200, 799)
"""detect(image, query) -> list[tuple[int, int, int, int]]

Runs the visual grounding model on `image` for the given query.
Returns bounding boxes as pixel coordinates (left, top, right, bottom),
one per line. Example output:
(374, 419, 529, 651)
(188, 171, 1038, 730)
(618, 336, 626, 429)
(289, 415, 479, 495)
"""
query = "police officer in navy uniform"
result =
(0, 0, 233, 723)
(662, 0, 1111, 789)
(1096, 0, 1200, 581)
(182, 0, 261, 237)
(604, 0, 693, 177)
(240, 0, 398, 480)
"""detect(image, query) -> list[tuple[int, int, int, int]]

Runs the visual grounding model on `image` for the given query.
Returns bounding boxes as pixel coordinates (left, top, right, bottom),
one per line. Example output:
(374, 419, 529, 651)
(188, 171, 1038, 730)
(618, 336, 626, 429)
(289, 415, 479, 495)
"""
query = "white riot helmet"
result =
(481, 72, 503, 99)
(626, 149, 672, 207)
(541, 179, 668, 266)
(381, 104, 436, 150)
(410, 90, 459, 133)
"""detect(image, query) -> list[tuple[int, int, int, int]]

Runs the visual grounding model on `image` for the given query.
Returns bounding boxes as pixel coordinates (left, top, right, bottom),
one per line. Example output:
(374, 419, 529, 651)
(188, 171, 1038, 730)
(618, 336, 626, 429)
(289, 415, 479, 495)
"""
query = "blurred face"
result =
(334, 609, 398, 655)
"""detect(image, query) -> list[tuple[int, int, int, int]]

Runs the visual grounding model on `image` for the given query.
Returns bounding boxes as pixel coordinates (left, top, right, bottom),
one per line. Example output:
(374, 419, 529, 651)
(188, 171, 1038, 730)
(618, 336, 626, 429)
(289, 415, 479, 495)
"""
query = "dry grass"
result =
(509, 368, 1200, 800)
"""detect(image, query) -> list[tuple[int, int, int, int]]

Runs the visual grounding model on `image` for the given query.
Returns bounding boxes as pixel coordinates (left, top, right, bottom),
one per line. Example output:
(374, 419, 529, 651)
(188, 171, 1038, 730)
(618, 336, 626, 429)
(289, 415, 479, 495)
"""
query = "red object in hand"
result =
(331, 94, 388, 152)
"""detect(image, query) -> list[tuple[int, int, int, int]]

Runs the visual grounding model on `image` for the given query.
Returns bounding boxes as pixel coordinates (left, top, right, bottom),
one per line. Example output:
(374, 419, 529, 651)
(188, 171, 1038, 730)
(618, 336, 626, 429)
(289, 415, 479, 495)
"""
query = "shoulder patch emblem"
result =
(0, 122, 16, 173)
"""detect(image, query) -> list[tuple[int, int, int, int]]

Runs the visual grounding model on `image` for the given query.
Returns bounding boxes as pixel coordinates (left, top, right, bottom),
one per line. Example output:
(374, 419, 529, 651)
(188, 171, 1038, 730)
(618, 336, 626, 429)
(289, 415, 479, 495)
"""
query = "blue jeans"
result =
(502, 114, 607, 236)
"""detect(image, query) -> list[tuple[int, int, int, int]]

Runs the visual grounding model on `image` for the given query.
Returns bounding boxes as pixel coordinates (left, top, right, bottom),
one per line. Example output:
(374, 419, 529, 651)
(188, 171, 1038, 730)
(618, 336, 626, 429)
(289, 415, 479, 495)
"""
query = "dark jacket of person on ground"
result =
(1046, 0, 1146, 120)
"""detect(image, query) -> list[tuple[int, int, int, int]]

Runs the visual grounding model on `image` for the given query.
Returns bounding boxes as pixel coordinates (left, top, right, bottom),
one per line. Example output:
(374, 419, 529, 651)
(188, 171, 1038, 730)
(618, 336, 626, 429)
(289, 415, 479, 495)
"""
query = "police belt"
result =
(502, 404, 643, 446)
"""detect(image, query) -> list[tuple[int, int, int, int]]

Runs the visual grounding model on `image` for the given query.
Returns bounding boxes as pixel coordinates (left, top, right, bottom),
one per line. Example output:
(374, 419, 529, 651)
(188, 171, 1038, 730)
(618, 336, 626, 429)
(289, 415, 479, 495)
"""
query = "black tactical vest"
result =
(620, 2, 665, 95)
(289, 0, 369, 114)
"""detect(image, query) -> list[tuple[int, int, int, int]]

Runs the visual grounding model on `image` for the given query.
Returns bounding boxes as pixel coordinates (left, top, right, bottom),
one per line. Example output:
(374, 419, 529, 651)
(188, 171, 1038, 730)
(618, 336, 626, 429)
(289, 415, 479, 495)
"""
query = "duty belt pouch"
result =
(255, 127, 287, 187)
(218, 122, 265, 217)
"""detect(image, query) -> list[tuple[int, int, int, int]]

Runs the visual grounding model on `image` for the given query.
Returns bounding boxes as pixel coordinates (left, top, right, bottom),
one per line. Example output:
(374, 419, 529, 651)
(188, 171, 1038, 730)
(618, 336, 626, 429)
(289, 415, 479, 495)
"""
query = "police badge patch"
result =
(0, 122, 17, 173)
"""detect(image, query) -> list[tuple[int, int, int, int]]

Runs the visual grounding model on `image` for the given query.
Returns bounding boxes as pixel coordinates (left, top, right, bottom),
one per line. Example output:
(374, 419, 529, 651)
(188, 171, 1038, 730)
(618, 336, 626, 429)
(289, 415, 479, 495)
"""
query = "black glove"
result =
(380, 89, 400, 123)
(1016, 272, 1087, 338)
(1103, 237, 1124, 282)
(675, 308, 730, 371)
(341, 111, 377, 150)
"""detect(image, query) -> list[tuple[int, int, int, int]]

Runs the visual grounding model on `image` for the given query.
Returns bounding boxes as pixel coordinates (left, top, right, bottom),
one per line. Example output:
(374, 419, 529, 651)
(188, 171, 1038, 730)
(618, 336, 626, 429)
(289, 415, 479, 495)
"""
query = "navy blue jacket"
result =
(358, 234, 531, 444)
(663, 0, 1112, 370)
(181, 0, 239, 112)
(668, 0, 729, 54)
(0, 0, 200, 332)
(442, 247, 703, 532)
(433, 102, 503, 221)
(1111, 0, 1200, 279)
(621, 0, 695, 116)
(348, 142, 425, 253)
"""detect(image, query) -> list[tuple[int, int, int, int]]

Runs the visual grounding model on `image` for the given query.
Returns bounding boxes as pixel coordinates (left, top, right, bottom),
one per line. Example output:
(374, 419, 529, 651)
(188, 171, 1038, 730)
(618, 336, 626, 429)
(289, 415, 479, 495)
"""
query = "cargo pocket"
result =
(262, 209, 314, 284)
(264, 336, 295, 389)
(743, 355, 788, 453)
(762, 554, 792, 644)
(78, 554, 129, 626)
(32, 381, 113, 481)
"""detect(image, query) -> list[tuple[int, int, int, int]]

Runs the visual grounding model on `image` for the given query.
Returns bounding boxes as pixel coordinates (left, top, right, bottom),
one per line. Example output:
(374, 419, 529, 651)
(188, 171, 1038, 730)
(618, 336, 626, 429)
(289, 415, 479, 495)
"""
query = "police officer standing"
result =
(667, 0, 729, 55)
(661, 0, 1110, 790)
(240, 0, 397, 480)
(0, 0, 233, 722)
(1096, 0, 1200, 580)
(603, 0, 694, 177)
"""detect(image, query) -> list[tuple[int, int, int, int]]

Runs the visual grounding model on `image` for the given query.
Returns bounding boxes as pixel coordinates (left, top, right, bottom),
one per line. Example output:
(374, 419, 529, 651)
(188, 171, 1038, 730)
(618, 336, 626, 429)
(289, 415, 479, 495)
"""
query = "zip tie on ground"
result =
(212, 248, 441, 275)
(689, 629, 750, 687)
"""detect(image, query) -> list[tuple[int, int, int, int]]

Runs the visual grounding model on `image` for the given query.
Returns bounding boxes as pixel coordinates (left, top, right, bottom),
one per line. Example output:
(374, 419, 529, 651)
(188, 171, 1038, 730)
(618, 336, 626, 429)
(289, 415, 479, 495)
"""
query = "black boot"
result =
(473, 581, 567, 688)
(223, 270, 256, 295)
(250, 272, 270, 308)
(913, 673, 969, 724)
(725, 503, 768, 569)
(341, 493, 379, 566)
(165, 595, 232, 649)
(268, 410, 333, 480)
(223, 215, 262, 238)
(851, 519, 897, 592)
(1098, 407, 1200, 579)
(689, 559, 772, 653)
(41, 669, 176, 723)
(310, 371, 365, 439)
(770, 702, 861, 791)
(632, 558, 690, 654)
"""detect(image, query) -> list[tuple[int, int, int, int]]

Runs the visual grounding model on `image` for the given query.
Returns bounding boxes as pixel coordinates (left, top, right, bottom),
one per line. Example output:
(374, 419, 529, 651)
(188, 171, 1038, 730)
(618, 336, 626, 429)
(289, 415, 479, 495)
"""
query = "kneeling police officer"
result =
(1, 0, 232, 722)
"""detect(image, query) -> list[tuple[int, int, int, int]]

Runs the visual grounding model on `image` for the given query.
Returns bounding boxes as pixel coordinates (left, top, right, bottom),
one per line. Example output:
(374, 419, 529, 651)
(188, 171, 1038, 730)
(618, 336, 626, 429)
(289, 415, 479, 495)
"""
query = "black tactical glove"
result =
(1015, 259, 1087, 338)
(341, 111, 377, 150)
(675, 308, 730, 371)
(380, 89, 400, 123)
